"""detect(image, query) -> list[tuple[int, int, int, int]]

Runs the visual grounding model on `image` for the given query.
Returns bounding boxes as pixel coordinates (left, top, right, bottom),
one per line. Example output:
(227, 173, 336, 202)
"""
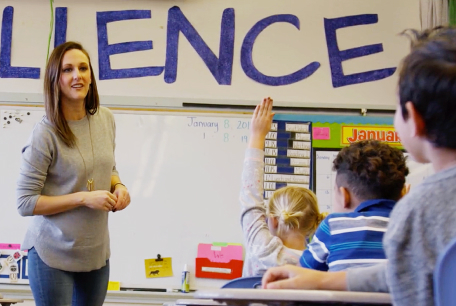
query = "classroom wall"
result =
(0, 0, 422, 303)
(0, 0, 420, 109)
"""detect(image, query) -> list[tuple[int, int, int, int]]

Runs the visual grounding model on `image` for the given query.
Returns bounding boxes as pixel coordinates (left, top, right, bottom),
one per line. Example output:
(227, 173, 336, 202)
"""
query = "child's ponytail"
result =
(268, 186, 321, 237)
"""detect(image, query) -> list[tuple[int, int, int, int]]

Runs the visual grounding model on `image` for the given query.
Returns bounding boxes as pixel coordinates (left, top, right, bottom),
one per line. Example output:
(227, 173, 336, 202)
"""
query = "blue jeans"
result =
(28, 247, 110, 306)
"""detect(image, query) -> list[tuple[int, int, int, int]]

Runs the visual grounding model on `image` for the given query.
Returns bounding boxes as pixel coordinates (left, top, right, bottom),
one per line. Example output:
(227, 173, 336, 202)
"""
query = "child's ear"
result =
(405, 102, 426, 137)
(271, 216, 279, 229)
(340, 187, 351, 209)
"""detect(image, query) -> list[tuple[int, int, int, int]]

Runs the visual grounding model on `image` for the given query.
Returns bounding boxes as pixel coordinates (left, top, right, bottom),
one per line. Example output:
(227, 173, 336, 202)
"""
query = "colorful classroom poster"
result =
(0, 243, 28, 284)
(312, 122, 402, 149)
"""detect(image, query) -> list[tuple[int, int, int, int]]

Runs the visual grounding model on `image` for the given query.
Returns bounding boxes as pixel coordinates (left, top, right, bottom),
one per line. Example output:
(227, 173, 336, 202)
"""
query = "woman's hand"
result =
(112, 184, 131, 212)
(83, 190, 118, 212)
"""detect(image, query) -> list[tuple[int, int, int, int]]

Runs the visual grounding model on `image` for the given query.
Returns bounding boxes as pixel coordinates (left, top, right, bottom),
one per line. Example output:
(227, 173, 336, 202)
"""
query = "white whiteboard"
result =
(314, 150, 434, 213)
(0, 106, 254, 289)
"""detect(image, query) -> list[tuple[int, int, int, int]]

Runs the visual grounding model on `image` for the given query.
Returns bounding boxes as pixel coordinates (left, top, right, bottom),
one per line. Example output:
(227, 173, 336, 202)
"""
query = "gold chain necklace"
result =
(75, 115, 95, 191)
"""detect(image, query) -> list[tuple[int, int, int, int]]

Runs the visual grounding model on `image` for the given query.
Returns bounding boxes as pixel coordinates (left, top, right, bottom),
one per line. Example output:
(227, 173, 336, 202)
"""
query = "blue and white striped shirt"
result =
(300, 199, 395, 271)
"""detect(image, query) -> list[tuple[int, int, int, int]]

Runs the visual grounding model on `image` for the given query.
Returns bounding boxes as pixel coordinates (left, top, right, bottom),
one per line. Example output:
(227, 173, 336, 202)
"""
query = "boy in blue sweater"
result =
(262, 26, 456, 306)
(301, 140, 409, 271)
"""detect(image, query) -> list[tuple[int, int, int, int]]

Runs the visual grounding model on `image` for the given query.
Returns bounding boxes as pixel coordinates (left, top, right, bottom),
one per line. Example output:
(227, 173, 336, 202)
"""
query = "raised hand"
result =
(249, 97, 274, 149)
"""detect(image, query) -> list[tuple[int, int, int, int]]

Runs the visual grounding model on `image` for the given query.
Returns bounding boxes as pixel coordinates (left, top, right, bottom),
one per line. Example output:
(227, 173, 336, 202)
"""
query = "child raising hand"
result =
(240, 97, 325, 276)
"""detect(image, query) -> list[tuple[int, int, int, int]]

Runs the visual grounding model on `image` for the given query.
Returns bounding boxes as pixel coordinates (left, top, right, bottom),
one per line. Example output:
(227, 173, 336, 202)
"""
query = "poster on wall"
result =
(0, 0, 420, 109)
(312, 122, 402, 149)
(0, 244, 28, 284)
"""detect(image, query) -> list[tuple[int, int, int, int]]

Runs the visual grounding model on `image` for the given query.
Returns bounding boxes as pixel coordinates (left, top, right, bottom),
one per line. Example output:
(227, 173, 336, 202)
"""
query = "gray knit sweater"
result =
(16, 106, 118, 272)
(347, 164, 456, 306)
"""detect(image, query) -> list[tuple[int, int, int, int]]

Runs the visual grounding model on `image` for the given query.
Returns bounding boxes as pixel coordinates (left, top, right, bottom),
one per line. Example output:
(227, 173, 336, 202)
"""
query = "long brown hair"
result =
(44, 41, 99, 147)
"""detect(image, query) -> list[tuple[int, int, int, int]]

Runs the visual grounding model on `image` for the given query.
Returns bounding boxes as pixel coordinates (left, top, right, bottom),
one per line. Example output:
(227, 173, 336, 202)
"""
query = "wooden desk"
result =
(0, 299, 23, 306)
(195, 289, 392, 305)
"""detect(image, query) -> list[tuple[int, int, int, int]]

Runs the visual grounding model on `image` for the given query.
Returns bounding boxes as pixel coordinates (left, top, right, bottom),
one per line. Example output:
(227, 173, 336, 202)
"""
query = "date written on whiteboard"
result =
(202, 132, 249, 143)
(187, 117, 219, 132)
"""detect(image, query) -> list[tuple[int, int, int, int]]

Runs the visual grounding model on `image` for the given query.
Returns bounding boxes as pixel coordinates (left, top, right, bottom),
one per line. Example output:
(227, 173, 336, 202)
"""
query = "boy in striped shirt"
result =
(300, 140, 409, 271)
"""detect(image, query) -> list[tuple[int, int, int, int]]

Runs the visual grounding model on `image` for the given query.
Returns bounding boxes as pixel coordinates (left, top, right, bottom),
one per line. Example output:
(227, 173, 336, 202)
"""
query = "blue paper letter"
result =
(241, 15, 320, 86)
(165, 6, 235, 85)
(0, 6, 40, 79)
(97, 10, 164, 80)
(324, 14, 396, 88)
(54, 7, 67, 47)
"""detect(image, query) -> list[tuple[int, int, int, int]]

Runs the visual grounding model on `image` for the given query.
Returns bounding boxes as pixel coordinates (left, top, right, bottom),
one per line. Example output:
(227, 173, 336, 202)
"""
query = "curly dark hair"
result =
(398, 26, 456, 149)
(333, 140, 409, 201)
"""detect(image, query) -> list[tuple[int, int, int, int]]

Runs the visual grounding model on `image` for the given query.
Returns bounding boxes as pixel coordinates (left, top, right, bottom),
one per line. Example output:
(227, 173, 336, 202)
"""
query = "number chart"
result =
(263, 121, 312, 199)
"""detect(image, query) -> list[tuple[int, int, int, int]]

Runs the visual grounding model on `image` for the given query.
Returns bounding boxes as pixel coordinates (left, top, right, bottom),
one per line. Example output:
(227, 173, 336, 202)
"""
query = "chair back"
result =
(434, 236, 456, 306)
(221, 276, 262, 289)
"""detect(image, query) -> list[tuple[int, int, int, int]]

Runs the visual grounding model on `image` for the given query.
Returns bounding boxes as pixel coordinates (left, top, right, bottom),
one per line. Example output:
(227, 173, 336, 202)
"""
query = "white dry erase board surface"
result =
(314, 150, 434, 212)
(0, 0, 419, 109)
(0, 106, 255, 289)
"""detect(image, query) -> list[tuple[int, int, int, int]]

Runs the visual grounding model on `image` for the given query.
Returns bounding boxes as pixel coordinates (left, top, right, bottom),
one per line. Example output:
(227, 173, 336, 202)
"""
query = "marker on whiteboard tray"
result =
(181, 264, 190, 293)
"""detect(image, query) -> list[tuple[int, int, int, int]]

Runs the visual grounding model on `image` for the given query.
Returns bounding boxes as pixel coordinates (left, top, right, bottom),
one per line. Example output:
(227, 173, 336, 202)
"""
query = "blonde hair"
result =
(268, 186, 326, 237)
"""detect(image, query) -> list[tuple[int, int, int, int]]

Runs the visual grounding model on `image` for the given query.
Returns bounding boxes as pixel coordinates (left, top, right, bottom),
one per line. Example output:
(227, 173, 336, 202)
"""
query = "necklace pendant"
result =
(87, 178, 94, 191)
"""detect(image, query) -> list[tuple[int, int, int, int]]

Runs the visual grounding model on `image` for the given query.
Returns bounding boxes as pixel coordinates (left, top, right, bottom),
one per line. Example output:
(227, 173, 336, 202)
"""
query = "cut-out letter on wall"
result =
(241, 14, 320, 86)
(165, 6, 235, 85)
(97, 10, 164, 80)
(54, 7, 67, 48)
(324, 14, 396, 88)
(0, 6, 40, 79)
